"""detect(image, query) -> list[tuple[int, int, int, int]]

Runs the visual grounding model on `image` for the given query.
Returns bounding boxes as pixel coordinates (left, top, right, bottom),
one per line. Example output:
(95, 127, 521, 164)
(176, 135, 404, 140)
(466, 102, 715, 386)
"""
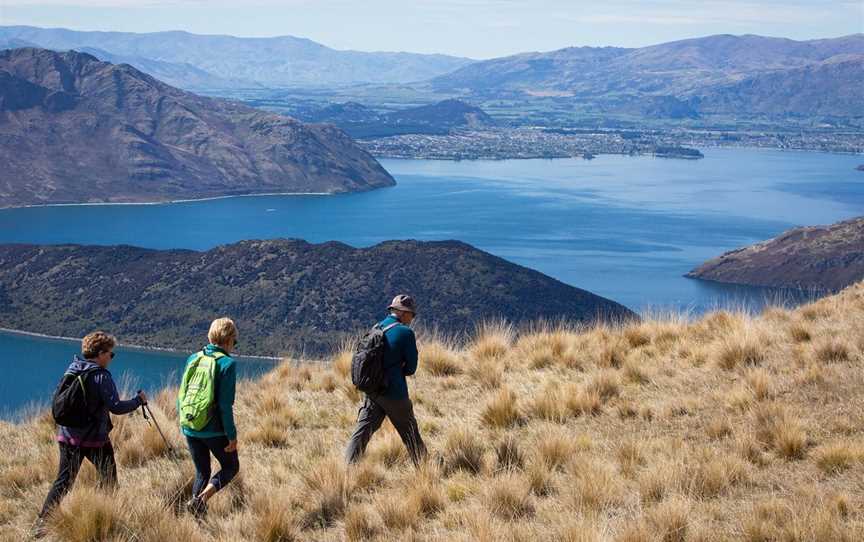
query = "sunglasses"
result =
(103, 351, 116, 359)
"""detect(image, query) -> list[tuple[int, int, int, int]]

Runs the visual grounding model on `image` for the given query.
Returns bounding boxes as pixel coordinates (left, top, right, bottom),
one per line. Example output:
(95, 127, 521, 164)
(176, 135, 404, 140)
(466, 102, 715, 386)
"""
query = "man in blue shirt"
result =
(345, 295, 427, 466)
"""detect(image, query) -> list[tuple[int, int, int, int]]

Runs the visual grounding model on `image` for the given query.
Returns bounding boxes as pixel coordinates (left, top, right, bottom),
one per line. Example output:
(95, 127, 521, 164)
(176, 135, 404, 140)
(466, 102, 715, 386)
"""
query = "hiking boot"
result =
(185, 496, 207, 519)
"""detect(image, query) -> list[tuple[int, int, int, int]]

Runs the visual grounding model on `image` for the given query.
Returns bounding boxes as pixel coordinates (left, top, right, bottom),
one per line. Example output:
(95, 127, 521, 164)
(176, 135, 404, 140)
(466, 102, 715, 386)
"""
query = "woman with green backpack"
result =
(177, 317, 240, 518)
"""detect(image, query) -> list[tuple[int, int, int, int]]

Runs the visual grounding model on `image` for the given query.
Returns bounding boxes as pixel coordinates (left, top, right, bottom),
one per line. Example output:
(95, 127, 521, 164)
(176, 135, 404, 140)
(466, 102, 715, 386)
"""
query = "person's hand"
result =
(137, 391, 148, 405)
(224, 439, 238, 453)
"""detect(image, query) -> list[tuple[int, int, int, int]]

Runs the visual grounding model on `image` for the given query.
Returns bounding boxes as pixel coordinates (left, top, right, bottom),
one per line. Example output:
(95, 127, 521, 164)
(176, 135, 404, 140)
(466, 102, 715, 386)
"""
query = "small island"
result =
(653, 146, 704, 159)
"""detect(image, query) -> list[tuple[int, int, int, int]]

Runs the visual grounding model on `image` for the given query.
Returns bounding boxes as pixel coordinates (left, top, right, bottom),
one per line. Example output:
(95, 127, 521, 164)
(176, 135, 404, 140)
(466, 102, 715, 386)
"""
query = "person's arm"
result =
(401, 328, 419, 376)
(93, 371, 141, 415)
(218, 358, 238, 442)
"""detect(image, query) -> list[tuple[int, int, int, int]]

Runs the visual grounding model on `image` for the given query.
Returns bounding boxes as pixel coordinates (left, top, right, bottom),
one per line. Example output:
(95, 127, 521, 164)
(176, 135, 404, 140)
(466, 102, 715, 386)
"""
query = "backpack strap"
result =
(381, 322, 400, 333)
(73, 366, 107, 409)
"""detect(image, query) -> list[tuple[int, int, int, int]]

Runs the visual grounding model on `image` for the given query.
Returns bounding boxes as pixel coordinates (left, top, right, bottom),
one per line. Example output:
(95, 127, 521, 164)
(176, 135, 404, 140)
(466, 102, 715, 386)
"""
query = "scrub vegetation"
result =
(2, 283, 864, 541)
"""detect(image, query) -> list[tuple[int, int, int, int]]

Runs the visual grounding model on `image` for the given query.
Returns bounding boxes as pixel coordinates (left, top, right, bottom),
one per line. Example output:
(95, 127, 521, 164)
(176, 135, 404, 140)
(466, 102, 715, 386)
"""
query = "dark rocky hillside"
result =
(0, 48, 395, 207)
(0, 240, 635, 356)
(686, 217, 864, 291)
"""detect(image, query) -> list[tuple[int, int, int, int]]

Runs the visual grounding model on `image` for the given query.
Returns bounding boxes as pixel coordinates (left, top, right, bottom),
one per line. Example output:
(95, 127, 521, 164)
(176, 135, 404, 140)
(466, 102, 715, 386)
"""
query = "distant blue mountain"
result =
(0, 25, 475, 89)
(430, 34, 864, 117)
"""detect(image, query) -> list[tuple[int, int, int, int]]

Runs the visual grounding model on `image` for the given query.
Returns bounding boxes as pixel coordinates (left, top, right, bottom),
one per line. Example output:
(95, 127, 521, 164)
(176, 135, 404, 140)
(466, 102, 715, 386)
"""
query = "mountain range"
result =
(0, 26, 473, 88)
(0, 48, 394, 207)
(687, 216, 864, 291)
(2, 28, 860, 119)
(430, 34, 864, 118)
(0, 240, 636, 355)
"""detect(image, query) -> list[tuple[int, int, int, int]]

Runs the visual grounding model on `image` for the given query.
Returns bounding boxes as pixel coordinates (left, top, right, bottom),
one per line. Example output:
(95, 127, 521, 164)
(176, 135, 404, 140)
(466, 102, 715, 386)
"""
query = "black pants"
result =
(39, 441, 117, 518)
(345, 395, 427, 466)
(185, 435, 240, 498)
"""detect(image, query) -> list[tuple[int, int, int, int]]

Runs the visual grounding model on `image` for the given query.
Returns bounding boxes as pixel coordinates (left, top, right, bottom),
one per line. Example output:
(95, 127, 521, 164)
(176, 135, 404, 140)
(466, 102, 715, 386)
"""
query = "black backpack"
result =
(351, 322, 399, 394)
(51, 367, 102, 428)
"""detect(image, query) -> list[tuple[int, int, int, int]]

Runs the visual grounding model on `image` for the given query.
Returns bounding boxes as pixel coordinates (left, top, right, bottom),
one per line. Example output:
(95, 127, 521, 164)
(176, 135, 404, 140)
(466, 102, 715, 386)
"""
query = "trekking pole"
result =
(135, 393, 195, 512)
(138, 391, 174, 453)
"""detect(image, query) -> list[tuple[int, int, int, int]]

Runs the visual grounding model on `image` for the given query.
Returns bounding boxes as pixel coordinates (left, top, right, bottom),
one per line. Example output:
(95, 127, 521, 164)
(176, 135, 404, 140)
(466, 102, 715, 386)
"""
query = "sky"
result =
(0, 0, 861, 59)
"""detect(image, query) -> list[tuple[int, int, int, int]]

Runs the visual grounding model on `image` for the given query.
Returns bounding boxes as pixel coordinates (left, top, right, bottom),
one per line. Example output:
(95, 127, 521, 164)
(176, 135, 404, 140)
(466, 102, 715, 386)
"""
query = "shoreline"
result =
(1, 191, 336, 211)
(371, 144, 863, 162)
(0, 327, 282, 361)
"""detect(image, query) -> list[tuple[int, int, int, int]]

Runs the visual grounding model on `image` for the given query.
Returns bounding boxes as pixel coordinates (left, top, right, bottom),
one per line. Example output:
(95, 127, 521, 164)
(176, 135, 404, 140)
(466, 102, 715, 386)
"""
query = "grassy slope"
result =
(2, 284, 864, 541)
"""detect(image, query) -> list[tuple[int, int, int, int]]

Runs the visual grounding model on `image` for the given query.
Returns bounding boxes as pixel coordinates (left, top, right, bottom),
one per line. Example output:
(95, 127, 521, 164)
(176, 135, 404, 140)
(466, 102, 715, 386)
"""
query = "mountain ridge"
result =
(0, 239, 636, 356)
(0, 25, 474, 88)
(0, 48, 395, 207)
(429, 33, 864, 117)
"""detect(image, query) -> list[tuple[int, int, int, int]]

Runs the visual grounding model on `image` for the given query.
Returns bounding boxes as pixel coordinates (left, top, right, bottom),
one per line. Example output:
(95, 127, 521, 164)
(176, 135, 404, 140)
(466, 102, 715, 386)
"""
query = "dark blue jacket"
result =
(378, 314, 419, 400)
(56, 356, 142, 447)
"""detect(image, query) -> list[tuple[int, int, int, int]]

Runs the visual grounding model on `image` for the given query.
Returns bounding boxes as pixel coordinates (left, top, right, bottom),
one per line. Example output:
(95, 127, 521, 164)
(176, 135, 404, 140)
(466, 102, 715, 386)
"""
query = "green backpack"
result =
(178, 350, 225, 431)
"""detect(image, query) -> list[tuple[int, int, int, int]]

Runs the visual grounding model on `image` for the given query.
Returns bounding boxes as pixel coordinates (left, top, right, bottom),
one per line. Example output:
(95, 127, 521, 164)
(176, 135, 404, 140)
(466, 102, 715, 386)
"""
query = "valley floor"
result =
(2, 284, 864, 541)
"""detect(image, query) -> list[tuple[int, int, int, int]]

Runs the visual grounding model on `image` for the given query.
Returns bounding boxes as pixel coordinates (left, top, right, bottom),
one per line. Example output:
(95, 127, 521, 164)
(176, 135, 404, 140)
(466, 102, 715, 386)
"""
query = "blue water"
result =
(0, 331, 274, 420)
(0, 148, 861, 417)
(1, 148, 859, 310)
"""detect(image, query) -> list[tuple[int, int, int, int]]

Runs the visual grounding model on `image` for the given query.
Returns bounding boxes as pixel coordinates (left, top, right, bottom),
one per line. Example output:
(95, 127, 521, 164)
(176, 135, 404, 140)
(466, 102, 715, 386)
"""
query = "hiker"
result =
(36, 332, 147, 529)
(345, 295, 427, 465)
(178, 317, 240, 518)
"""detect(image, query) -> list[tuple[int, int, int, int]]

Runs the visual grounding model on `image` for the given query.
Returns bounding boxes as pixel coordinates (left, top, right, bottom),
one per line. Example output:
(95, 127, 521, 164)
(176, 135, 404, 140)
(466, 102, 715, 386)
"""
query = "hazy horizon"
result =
(1, 0, 861, 59)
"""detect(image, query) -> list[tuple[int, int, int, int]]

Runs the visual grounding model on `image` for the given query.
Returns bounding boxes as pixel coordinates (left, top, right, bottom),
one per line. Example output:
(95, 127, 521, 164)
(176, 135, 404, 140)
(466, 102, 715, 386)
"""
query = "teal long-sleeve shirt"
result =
(180, 344, 237, 441)
(378, 314, 419, 400)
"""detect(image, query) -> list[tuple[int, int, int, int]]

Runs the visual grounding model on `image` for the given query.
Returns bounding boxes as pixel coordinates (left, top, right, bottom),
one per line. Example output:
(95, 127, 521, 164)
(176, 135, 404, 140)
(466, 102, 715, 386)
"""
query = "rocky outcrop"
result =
(686, 217, 864, 291)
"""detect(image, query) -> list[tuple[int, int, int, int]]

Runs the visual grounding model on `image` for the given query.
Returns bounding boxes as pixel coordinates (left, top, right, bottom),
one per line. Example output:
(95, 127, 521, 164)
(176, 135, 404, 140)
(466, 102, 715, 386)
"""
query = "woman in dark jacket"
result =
(35, 331, 146, 535)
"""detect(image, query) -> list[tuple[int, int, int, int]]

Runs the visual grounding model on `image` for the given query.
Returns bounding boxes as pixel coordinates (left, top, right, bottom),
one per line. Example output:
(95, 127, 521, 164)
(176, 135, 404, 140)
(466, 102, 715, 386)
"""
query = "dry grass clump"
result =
(376, 492, 420, 531)
(526, 384, 567, 423)
(813, 441, 864, 474)
(47, 487, 128, 541)
(753, 403, 809, 460)
(254, 492, 301, 542)
(534, 430, 575, 471)
(5, 283, 864, 540)
(421, 338, 463, 376)
(469, 321, 514, 362)
(811, 337, 853, 364)
(564, 384, 602, 416)
(299, 457, 353, 528)
(443, 427, 486, 475)
(715, 332, 766, 370)
(741, 494, 858, 542)
(683, 450, 749, 498)
(344, 504, 380, 541)
(481, 387, 523, 429)
(584, 370, 620, 400)
(568, 458, 624, 512)
(494, 434, 525, 472)
(484, 473, 535, 520)
(789, 322, 812, 343)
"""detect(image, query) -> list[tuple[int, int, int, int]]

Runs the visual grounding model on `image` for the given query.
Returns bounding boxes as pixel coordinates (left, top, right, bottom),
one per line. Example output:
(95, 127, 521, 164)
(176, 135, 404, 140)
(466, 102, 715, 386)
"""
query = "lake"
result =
(1, 148, 861, 417)
(0, 331, 276, 420)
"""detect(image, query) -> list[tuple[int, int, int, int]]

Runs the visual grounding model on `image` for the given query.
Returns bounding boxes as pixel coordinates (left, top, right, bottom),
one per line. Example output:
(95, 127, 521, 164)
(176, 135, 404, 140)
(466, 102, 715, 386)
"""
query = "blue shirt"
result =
(378, 314, 419, 400)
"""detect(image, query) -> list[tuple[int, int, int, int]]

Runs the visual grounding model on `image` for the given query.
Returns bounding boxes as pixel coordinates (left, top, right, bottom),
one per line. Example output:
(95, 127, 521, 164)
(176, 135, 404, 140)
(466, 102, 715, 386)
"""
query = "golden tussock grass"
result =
(481, 387, 523, 429)
(4, 284, 864, 540)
